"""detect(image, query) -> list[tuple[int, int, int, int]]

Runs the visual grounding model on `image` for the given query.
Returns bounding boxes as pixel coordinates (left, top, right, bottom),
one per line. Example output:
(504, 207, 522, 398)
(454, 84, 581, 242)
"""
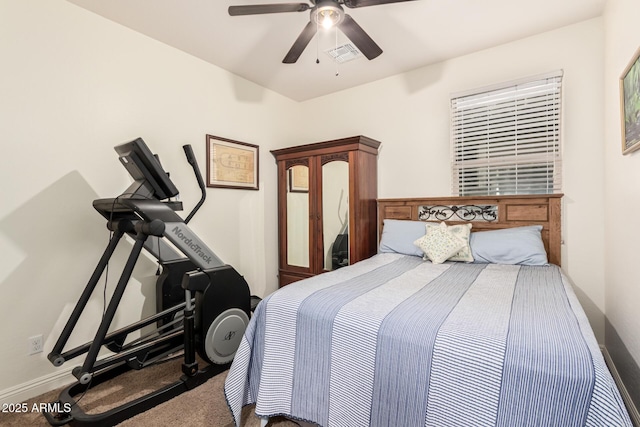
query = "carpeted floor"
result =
(0, 357, 299, 427)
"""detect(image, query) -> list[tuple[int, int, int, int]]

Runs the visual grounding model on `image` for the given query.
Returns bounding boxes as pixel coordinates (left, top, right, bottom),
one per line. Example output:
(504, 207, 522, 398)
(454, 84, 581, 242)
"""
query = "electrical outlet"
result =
(28, 334, 43, 355)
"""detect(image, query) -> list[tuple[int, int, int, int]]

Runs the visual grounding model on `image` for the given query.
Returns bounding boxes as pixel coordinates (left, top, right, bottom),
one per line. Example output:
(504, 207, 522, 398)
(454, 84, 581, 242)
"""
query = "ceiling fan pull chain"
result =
(316, 18, 320, 64)
(335, 26, 339, 76)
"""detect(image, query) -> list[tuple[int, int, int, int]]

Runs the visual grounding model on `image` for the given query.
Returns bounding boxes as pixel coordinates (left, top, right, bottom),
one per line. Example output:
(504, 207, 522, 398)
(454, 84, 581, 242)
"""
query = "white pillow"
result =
(424, 222, 474, 262)
(414, 222, 466, 264)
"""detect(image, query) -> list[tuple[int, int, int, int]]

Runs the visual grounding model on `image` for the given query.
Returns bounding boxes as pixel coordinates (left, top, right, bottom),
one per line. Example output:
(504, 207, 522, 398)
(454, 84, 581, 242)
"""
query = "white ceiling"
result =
(66, 0, 605, 102)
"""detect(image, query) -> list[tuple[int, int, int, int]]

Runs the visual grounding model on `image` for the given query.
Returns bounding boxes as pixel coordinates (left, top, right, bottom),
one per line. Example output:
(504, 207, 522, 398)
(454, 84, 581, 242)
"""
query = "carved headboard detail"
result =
(377, 194, 563, 266)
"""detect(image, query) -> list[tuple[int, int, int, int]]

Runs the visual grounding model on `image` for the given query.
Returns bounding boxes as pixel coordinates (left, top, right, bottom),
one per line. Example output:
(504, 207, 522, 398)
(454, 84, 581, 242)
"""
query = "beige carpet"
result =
(0, 357, 299, 427)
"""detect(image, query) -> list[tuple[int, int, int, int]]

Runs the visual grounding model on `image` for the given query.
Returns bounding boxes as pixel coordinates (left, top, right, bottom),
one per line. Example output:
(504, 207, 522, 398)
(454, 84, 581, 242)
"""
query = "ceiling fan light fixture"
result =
(312, 2, 344, 29)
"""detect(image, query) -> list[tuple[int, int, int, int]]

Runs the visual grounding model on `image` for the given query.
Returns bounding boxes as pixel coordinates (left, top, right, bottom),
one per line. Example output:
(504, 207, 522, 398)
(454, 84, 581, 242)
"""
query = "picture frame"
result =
(288, 166, 309, 193)
(206, 134, 259, 190)
(620, 45, 640, 155)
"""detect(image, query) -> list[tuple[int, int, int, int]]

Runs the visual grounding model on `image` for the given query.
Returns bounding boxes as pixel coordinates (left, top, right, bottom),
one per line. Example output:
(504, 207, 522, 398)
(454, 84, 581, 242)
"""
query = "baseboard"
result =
(601, 345, 640, 426)
(0, 366, 75, 406)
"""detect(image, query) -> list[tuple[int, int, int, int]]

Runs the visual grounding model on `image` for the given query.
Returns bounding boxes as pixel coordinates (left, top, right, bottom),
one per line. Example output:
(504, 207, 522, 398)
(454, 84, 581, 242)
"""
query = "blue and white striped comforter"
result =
(225, 254, 632, 427)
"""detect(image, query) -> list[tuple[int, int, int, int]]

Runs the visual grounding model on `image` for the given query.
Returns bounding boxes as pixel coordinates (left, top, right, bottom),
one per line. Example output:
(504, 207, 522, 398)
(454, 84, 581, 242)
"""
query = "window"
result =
(451, 71, 563, 196)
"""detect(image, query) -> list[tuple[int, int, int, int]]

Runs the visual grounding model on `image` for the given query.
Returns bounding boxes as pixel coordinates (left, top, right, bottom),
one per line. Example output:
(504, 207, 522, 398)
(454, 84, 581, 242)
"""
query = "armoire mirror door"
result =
(285, 161, 310, 269)
(321, 154, 349, 271)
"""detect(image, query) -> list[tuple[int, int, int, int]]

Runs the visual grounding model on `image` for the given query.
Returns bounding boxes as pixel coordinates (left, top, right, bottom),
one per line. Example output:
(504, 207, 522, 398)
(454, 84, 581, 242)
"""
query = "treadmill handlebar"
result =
(182, 144, 206, 224)
(183, 144, 196, 165)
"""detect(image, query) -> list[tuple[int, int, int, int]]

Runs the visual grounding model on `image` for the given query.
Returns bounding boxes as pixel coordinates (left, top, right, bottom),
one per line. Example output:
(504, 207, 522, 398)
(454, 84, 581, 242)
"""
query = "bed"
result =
(224, 195, 632, 427)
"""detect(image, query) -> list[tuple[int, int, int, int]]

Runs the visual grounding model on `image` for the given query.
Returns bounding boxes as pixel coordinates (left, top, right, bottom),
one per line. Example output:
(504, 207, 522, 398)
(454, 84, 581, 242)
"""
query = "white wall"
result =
(0, 0, 298, 401)
(298, 18, 607, 339)
(603, 0, 640, 372)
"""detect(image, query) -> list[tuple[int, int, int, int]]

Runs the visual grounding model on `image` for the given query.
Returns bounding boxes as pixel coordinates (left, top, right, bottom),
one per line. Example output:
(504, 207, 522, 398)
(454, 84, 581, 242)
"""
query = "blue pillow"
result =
(470, 225, 548, 265)
(379, 219, 425, 257)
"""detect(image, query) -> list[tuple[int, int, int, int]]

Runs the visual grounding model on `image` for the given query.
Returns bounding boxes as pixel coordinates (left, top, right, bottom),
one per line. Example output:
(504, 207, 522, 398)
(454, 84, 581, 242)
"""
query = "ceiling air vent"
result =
(325, 43, 362, 63)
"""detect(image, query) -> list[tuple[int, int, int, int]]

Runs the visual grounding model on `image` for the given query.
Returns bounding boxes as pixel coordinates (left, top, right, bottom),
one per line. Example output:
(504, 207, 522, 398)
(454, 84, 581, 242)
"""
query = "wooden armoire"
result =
(271, 136, 380, 287)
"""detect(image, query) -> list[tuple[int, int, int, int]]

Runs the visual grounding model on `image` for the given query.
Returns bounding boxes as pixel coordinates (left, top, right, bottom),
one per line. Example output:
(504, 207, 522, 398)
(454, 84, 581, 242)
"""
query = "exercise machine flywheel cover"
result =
(202, 308, 249, 364)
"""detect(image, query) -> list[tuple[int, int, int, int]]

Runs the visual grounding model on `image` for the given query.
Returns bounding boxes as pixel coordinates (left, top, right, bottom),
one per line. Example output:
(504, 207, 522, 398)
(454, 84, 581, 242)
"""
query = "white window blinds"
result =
(451, 71, 563, 196)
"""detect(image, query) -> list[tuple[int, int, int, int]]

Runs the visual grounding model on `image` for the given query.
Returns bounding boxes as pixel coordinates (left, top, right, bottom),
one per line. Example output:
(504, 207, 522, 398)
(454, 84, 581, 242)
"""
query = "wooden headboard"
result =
(377, 194, 563, 266)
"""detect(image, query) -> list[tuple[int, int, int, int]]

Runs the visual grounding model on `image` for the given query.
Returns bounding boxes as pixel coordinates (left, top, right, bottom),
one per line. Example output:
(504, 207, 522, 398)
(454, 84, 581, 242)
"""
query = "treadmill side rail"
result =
(123, 199, 225, 269)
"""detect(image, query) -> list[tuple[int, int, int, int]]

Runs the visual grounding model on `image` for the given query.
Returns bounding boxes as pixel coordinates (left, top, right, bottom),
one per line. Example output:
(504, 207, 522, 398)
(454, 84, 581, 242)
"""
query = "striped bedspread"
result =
(225, 254, 632, 427)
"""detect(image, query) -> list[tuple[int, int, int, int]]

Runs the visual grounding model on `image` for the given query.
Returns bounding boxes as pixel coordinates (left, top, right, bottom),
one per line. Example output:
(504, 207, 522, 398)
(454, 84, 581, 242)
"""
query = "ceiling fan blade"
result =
(283, 21, 317, 63)
(343, 0, 415, 8)
(228, 3, 310, 16)
(338, 14, 382, 60)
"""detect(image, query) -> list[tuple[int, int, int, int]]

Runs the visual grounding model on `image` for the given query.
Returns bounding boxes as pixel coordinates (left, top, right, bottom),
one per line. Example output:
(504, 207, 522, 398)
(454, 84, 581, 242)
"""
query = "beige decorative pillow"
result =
(413, 222, 466, 264)
(424, 222, 474, 262)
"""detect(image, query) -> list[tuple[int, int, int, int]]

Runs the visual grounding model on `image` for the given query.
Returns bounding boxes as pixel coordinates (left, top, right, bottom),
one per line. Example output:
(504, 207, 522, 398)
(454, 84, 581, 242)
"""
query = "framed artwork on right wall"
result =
(620, 45, 640, 154)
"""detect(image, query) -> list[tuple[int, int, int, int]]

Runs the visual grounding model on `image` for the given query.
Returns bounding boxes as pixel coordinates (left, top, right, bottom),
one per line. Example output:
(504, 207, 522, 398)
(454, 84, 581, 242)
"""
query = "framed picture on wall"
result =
(206, 134, 259, 190)
(620, 45, 640, 154)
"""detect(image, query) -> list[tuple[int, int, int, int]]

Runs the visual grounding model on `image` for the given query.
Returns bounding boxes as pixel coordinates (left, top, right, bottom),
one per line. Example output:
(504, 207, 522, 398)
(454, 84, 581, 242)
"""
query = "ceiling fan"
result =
(228, 0, 415, 63)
